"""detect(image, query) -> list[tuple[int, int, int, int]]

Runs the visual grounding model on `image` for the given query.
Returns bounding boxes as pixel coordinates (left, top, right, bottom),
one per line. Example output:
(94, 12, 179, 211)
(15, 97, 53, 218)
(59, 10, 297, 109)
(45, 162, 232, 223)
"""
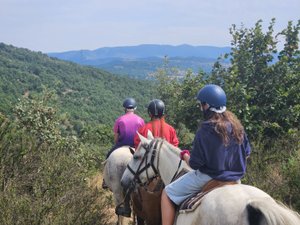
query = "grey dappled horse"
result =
(103, 146, 133, 225)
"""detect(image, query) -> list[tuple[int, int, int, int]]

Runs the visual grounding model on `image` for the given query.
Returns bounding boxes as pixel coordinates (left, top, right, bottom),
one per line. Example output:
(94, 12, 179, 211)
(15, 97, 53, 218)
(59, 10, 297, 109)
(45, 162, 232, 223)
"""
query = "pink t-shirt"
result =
(114, 112, 145, 147)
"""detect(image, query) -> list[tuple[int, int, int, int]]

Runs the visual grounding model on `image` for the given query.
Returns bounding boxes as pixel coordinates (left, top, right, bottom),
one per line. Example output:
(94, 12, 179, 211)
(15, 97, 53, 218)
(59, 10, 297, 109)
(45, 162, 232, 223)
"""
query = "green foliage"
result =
(243, 131, 300, 209)
(14, 88, 61, 146)
(0, 92, 111, 225)
(212, 19, 300, 138)
(0, 43, 154, 126)
(151, 60, 206, 147)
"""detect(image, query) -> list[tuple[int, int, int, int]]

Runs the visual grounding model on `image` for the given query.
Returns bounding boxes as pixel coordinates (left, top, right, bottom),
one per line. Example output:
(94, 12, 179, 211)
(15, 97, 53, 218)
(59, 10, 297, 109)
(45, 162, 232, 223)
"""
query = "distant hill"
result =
(0, 43, 154, 124)
(48, 44, 231, 78)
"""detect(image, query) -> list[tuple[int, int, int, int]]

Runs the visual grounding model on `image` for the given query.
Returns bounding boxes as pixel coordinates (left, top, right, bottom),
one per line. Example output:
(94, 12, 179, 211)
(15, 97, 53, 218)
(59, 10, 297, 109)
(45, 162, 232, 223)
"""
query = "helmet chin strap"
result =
(209, 106, 226, 113)
(203, 105, 226, 119)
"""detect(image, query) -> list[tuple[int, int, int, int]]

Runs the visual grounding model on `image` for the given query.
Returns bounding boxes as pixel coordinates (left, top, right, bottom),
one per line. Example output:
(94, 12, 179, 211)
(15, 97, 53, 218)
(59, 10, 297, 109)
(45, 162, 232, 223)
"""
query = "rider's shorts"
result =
(165, 170, 212, 205)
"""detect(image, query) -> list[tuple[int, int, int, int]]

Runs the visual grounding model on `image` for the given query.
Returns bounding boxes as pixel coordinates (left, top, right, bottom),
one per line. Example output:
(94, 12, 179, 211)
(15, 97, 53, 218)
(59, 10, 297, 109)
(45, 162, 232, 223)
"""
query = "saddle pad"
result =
(179, 180, 238, 213)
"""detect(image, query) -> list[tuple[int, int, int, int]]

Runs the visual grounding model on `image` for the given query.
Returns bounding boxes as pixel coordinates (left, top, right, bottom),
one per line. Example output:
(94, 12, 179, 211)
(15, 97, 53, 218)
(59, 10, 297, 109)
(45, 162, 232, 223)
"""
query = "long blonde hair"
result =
(209, 110, 244, 146)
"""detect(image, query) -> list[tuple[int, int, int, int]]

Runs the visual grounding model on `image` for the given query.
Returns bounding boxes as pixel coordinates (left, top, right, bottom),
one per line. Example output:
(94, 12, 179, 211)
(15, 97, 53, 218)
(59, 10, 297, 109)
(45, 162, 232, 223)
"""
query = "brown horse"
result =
(131, 177, 163, 225)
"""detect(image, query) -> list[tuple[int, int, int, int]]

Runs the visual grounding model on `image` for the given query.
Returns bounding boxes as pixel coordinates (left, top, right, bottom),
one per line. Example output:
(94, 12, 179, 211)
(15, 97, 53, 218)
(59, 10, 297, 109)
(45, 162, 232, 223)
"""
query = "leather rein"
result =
(126, 138, 182, 186)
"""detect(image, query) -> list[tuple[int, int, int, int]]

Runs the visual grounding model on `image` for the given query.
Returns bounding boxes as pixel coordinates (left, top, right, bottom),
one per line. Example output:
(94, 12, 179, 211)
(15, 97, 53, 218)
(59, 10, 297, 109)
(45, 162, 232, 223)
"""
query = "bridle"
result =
(126, 138, 182, 186)
(126, 139, 163, 185)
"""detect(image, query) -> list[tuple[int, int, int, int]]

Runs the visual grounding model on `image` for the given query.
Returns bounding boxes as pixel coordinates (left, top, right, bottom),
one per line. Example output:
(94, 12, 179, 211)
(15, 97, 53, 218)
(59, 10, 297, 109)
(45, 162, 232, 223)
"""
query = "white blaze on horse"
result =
(121, 131, 300, 225)
(103, 146, 133, 225)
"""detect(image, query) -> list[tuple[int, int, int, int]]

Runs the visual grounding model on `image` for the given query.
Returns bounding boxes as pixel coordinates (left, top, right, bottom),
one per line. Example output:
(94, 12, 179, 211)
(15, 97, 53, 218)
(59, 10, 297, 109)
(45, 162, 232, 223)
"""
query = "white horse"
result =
(103, 146, 134, 225)
(121, 132, 300, 225)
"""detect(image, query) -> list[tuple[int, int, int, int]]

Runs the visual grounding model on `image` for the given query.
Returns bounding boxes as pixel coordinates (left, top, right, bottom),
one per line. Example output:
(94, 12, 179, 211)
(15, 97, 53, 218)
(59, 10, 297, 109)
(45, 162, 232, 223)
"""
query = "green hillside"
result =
(0, 43, 154, 125)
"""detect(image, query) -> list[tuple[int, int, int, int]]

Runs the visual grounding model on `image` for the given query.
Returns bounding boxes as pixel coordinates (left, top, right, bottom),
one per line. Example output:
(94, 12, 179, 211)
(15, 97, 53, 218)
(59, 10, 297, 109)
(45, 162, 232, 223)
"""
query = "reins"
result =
(126, 139, 160, 184)
(127, 138, 183, 186)
(170, 158, 182, 182)
(117, 138, 183, 215)
(117, 140, 162, 211)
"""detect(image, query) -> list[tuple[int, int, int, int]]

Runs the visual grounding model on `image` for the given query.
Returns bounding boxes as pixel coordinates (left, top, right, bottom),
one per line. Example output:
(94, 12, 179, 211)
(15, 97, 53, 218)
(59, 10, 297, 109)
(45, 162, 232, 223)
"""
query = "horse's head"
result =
(121, 130, 162, 192)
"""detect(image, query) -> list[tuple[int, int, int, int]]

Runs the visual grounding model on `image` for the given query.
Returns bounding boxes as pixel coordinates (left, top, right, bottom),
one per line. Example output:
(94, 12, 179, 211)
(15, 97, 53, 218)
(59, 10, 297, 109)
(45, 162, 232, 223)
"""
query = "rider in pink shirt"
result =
(106, 97, 145, 158)
(102, 98, 145, 210)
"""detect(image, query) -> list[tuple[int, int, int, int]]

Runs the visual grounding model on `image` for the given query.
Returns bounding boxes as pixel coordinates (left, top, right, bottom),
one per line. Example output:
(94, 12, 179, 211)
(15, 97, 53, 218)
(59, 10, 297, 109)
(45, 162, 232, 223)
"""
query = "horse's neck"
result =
(157, 143, 191, 185)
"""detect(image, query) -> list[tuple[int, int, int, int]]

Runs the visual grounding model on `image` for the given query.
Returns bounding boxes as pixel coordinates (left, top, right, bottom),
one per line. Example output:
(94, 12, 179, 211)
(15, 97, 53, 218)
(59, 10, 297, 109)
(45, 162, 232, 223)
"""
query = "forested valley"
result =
(0, 19, 299, 224)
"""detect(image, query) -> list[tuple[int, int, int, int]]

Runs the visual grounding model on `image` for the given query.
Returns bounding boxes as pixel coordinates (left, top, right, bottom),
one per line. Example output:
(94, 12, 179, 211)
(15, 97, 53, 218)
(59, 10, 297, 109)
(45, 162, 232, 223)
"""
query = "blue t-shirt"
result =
(189, 121, 251, 181)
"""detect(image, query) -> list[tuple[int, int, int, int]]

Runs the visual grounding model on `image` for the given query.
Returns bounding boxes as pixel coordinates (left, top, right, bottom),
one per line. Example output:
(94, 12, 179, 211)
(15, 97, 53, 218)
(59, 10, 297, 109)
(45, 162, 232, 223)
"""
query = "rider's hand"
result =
(180, 150, 190, 160)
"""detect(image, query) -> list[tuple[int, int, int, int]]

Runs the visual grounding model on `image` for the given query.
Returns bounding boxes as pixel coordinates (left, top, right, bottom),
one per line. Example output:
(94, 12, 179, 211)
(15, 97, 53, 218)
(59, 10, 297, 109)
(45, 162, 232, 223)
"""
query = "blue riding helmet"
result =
(197, 84, 226, 108)
(123, 98, 137, 109)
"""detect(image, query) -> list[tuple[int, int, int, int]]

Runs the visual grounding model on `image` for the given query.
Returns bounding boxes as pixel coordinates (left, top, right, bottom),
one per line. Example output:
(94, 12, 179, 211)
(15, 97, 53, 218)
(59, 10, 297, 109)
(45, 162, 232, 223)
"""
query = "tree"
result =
(212, 19, 300, 138)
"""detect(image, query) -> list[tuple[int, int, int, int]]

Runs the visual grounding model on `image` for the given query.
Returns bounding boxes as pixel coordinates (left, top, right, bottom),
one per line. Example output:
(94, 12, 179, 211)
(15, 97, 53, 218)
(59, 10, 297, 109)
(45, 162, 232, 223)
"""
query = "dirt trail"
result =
(89, 173, 134, 225)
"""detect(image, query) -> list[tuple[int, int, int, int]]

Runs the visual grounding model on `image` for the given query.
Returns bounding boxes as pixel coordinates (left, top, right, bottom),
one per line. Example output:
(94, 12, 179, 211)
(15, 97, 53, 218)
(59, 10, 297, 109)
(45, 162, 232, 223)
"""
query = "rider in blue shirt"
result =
(190, 120, 250, 181)
(161, 84, 251, 225)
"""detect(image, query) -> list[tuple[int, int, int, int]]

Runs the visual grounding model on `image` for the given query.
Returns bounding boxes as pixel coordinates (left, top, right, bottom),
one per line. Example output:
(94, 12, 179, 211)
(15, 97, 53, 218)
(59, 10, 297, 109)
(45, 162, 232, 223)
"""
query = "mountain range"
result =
(48, 44, 231, 78)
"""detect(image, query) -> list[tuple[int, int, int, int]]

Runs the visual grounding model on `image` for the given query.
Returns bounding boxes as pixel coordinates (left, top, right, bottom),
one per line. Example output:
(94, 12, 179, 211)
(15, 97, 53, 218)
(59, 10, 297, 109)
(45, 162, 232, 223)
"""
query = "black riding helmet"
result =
(123, 98, 137, 109)
(148, 99, 165, 118)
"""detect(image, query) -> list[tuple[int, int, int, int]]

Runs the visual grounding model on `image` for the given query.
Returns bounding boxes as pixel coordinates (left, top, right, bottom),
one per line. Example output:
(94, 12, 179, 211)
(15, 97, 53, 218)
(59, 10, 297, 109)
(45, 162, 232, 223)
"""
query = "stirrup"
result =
(102, 179, 108, 189)
(115, 206, 131, 217)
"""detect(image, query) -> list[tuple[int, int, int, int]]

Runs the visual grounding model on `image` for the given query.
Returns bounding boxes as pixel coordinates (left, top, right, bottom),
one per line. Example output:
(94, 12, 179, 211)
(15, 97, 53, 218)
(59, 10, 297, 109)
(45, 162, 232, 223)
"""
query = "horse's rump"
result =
(247, 198, 300, 225)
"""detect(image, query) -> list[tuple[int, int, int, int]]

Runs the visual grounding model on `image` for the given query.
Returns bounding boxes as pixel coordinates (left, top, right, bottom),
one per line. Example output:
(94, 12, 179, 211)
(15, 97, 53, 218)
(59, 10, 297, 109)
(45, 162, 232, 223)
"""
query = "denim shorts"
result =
(165, 170, 212, 205)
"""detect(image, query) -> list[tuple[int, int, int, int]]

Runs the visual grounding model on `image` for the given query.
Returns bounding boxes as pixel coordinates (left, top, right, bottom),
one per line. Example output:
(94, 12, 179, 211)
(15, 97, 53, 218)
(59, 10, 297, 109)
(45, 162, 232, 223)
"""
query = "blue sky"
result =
(1, 0, 299, 53)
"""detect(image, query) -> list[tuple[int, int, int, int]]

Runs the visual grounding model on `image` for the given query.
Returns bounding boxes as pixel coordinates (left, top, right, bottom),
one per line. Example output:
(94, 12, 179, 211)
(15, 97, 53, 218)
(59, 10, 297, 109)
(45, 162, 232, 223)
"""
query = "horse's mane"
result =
(158, 138, 181, 155)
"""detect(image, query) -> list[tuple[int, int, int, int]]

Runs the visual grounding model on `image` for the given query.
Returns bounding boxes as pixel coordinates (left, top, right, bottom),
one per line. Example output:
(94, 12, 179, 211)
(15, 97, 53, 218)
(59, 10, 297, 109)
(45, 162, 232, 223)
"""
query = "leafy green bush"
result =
(0, 91, 112, 225)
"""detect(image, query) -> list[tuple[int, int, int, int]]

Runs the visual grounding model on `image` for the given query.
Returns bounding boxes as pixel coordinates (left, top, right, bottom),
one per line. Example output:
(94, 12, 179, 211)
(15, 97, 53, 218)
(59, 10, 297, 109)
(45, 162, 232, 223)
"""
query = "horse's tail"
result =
(246, 198, 300, 225)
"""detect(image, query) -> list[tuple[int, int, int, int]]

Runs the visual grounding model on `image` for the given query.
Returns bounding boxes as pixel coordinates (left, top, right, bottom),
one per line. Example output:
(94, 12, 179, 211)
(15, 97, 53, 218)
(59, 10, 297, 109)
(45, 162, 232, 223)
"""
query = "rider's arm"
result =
(113, 118, 120, 144)
(182, 154, 190, 166)
(180, 150, 191, 166)
(114, 132, 119, 144)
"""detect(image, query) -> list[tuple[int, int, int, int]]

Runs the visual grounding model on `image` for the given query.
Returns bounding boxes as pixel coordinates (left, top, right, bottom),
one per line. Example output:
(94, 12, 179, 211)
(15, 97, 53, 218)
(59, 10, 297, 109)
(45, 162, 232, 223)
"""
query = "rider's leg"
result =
(161, 189, 176, 225)
(115, 189, 132, 217)
(123, 191, 132, 214)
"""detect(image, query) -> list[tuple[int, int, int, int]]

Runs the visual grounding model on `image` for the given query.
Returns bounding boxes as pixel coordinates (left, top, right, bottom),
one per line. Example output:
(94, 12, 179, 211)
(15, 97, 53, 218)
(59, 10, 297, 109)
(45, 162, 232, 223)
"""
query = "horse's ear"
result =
(137, 132, 151, 145)
(147, 130, 154, 140)
(129, 147, 135, 155)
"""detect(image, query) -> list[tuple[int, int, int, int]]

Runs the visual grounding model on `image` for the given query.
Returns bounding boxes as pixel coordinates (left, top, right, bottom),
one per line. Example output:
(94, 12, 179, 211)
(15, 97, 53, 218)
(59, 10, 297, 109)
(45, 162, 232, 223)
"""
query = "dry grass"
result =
(88, 173, 118, 224)
(88, 173, 134, 225)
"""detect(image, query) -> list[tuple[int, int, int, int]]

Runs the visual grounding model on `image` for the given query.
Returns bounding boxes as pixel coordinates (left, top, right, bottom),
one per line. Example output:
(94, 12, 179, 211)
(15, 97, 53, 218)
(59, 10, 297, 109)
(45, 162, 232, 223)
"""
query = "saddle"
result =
(179, 179, 238, 213)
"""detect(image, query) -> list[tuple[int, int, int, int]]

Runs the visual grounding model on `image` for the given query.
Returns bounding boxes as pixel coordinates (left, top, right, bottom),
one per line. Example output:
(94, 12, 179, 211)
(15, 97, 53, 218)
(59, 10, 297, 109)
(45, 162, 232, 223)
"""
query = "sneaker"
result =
(102, 179, 108, 189)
